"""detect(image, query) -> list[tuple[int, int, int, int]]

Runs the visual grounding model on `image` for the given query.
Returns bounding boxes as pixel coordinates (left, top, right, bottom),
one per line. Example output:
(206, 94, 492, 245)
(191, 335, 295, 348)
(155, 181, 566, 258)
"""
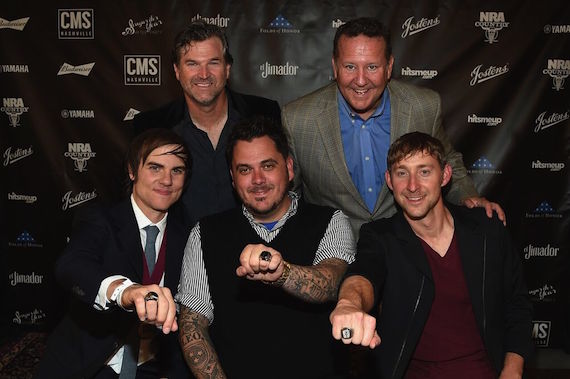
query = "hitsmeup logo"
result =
(124, 55, 160, 85)
(58, 9, 94, 39)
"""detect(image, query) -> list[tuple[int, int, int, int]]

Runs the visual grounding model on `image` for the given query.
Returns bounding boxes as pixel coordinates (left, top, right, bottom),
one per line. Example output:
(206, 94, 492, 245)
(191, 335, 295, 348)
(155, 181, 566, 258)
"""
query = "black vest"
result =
(200, 201, 347, 378)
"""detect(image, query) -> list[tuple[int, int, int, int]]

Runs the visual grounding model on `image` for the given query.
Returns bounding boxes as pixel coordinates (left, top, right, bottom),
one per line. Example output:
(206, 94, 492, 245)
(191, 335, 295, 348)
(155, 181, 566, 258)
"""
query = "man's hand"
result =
(463, 196, 506, 225)
(330, 298, 381, 349)
(119, 283, 178, 334)
(236, 244, 285, 283)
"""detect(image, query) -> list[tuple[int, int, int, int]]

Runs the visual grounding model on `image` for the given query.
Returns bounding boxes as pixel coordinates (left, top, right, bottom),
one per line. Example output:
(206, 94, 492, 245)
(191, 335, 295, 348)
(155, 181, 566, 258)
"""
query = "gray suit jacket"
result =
(282, 79, 478, 237)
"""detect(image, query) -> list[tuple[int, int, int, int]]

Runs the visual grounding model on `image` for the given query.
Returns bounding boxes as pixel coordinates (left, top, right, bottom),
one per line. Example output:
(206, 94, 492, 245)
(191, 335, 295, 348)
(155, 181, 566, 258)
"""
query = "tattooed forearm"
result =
(282, 258, 347, 303)
(178, 306, 226, 379)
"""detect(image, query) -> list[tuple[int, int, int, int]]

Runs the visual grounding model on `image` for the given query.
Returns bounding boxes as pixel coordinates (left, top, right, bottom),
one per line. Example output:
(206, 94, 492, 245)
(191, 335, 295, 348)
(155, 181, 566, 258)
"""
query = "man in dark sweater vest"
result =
(330, 132, 533, 379)
(176, 116, 356, 378)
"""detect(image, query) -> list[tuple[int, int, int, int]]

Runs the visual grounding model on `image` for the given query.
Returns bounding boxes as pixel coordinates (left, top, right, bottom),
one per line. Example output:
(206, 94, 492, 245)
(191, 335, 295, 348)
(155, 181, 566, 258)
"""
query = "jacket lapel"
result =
(110, 200, 144, 282)
(393, 212, 433, 281)
(163, 204, 188, 292)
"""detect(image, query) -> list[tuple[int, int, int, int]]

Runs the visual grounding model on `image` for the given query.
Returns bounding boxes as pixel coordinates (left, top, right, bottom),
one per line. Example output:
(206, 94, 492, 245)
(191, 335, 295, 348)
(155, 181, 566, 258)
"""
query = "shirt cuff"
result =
(94, 275, 129, 310)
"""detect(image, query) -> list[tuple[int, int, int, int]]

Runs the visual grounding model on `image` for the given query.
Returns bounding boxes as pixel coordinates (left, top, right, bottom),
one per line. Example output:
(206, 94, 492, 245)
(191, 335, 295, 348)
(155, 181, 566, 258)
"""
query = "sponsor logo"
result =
(9, 230, 42, 248)
(2, 97, 29, 127)
(532, 321, 551, 347)
(122, 14, 163, 35)
(401, 67, 438, 79)
(401, 15, 440, 38)
(0, 17, 30, 31)
(534, 110, 569, 132)
(64, 143, 96, 172)
(531, 160, 565, 172)
(8, 192, 37, 204)
(475, 11, 509, 44)
(57, 62, 95, 76)
(0, 64, 29, 73)
(124, 55, 160, 86)
(58, 9, 94, 39)
(13, 309, 46, 325)
(124, 108, 140, 121)
(3, 146, 33, 166)
(467, 157, 502, 174)
(61, 109, 95, 119)
(9, 271, 43, 286)
(332, 19, 345, 28)
(260, 61, 299, 78)
(470, 64, 509, 86)
(467, 114, 502, 126)
(529, 284, 557, 302)
(544, 24, 570, 34)
(523, 244, 559, 260)
(191, 13, 229, 28)
(260, 14, 300, 34)
(543, 59, 569, 91)
(61, 190, 98, 210)
(526, 201, 562, 219)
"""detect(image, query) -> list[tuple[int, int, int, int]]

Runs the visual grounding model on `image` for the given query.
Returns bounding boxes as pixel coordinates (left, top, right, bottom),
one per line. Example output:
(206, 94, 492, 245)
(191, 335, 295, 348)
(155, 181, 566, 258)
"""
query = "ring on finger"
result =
(144, 291, 159, 302)
(259, 250, 272, 262)
(341, 327, 353, 339)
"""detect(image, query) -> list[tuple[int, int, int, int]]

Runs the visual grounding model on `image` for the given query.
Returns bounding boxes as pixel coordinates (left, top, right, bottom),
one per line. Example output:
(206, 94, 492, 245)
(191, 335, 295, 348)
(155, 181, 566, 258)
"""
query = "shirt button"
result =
(368, 187, 373, 192)
(361, 124, 366, 129)
(365, 156, 370, 161)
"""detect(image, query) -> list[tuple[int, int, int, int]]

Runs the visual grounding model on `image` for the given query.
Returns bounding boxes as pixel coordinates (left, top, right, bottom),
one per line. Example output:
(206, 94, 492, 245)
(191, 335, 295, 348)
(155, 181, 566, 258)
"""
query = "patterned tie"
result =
(143, 225, 159, 275)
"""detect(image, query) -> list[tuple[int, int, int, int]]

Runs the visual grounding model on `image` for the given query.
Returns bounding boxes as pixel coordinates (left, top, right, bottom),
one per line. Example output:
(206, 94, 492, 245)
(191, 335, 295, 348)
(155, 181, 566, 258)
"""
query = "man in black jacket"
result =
(330, 132, 533, 379)
(133, 21, 281, 225)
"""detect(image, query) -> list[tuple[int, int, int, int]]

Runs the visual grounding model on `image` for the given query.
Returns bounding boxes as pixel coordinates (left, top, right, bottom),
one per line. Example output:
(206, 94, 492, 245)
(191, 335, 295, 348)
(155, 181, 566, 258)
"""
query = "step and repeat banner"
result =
(1, 1, 569, 350)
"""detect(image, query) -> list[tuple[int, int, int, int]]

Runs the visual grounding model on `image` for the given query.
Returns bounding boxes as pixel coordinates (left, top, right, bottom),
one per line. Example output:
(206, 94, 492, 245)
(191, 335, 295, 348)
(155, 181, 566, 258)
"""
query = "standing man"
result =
(176, 116, 356, 379)
(35, 129, 192, 378)
(282, 17, 504, 237)
(134, 20, 281, 225)
(330, 132, 533, 379)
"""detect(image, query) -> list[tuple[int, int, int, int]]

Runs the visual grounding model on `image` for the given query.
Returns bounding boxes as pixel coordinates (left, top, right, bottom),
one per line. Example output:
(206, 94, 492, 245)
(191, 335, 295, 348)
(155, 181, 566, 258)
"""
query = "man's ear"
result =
(385, 170, 393, 191)
(441, 164, 452, 187)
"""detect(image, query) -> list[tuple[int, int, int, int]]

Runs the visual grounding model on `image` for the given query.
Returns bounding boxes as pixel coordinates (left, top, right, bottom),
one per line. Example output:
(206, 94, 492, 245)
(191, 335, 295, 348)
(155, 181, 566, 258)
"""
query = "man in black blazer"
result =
(133, 21, 281, 225)
(35, 129, 193, 378)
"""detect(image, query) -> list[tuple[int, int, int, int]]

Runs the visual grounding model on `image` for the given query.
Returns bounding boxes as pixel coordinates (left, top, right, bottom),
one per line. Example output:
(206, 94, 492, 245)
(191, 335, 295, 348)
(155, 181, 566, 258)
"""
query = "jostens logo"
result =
(475, 11, 509, 44)
(401, 15, 440, 38)
(3, 146, 33, 166)
(532, 321, 551, 347)
(470, 64, 509, 86)
(0, 17, 30, 31)
(542, 59, 570, 91)
(1, 97, 29, 127)
(124, 55, 161, 86)
(57, 62, 95, 76)
(64, 143, 96, 172)
(61, 190, 98, 210)
(534, 110, 569, 132)
(58, 9, 94, 39)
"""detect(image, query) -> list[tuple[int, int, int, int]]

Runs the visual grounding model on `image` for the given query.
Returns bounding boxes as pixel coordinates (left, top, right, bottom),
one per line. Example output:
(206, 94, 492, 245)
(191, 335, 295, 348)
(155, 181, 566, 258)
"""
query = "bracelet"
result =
(267, 261, 291, 287)
(109, 278, 134, 309)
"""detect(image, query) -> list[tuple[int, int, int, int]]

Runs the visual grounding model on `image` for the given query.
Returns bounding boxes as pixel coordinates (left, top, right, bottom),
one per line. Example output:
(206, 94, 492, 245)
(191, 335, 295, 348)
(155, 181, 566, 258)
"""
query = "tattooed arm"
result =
(178, 305, 226, 379)
(282, 258, 348, 302)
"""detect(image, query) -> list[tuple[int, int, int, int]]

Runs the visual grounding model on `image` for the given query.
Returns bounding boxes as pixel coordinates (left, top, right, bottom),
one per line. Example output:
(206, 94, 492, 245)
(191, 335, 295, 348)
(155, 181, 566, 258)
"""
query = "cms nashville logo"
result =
(475, 11, 509, 44)
(58, 9, 94, 39)
(124, 55, 160, 85)
(543, 59, 569, 91)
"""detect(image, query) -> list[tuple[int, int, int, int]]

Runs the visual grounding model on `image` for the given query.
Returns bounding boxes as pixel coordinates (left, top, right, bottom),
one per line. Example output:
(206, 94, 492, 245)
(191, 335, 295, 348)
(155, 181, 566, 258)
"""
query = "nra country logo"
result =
(470, 64, 509, 86)
(124, 108, 140, 121)
(61, 109, 95, 119)
(9, 271, 43, 286)
(532, 321, 551, 347)
(0, 64, 29, 73)
(542, 59, 569, 91)
(124, 55, 161, 86)
(2, 97, 29, 127)
(191, 13, 229, 28)
(57, 62, 95, 76)
(3, 146, 33, 166)
(58, 9, 94, 39)
(534, 110, 569, 133)
(64, 142, 96, 172)
(9, 230, 42, 248)
(13, 309, 46, 325)
(260, 14, 300, 34)
(401, 15, 440, 38)
(0, 17, 30, 31)
(475, 11, 509, 44)
(467, 114, 502, 127)
(260, 61, 299, 78)
(401, 67, 438, 79)
(61, 190, 98, 210)
(525, 201, 562, 219)
(122, 14, 163, 36)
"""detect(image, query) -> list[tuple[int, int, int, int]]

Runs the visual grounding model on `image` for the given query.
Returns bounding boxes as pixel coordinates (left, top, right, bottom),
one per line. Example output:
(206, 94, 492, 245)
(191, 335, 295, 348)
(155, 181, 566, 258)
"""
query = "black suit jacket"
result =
(35, 199, 192, 379)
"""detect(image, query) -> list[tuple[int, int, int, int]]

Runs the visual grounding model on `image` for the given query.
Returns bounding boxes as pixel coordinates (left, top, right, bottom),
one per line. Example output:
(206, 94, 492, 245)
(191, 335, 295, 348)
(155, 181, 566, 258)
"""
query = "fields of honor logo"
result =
(57, 62, 95, 77)
(332, 19, 345, 28)
(124, 55, 161, 85)
(124, 108, 140, 121)
(470, 64, 509, 86)
(260, 14, 300, 33)
(64, 143, 96, 172)
(544, 24, 570, 34)
(3, 146, 33, 166)
(61, 109, 95, 119)
(542, 59, 570, 91)
(532, 321, 551, 347)
(2, 97, 29, 127)
(8, 192, 37, 204)
(475, 12, 509, 44)
(62, 190, 98, 210)
(526, 201, 562, 219)
(122, 15, 163, 35)
(260, 61, 299, 78)
(58, 9, 94, 39)
(10, 271, 43, 286)
(401, 67, 438, 79)
(534, 110, 569, 132)
(401, 15, 440, 38)
(0, 17, 30, 31)
(9, 230, 42, 248)
(191, 13, 229, 28)
(13, 309, 46, 325)
(531, 160, 565, 172)
(468, 114, 502, 126)
(523, 243, 559, 260)
(468, 157, 502, 174)
(0, 64, 29, 73)
(529, 284, 557, 302)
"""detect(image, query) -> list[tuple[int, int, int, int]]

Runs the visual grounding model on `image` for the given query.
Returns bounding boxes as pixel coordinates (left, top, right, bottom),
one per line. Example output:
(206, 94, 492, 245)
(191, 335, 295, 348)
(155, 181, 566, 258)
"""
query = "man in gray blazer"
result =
(282, 17, 504, 237)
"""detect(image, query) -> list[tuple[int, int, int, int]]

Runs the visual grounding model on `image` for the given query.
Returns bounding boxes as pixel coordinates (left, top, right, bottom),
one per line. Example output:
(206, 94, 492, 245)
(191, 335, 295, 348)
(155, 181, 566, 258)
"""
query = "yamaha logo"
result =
(124, 55, 161, 86)
(58, 9, 94, 39)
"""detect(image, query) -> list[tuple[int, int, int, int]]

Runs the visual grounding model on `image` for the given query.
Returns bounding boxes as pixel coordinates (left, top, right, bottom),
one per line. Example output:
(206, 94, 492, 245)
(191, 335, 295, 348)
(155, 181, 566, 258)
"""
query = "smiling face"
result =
(230, 136, 294, 223)
(386, 150, 451, 223)
(173, 36, 231, 108)
(130, 144, 186, 223)
(332, 34, 394, 120)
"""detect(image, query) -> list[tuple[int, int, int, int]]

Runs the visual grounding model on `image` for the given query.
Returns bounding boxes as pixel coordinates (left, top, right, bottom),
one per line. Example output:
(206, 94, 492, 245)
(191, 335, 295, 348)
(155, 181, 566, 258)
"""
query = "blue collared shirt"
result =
(338, 89, 391, 212)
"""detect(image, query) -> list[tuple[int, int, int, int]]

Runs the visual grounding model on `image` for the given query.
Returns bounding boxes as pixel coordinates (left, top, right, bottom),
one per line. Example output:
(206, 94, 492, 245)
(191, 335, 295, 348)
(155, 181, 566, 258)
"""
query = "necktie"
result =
(143, 225, 159, 275)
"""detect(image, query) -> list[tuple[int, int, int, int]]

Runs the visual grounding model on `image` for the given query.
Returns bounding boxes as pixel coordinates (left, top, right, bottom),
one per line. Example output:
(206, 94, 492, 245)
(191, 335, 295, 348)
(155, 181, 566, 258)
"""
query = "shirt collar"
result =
(130, 194, 167, 233)
(242, 191, 299, 231)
